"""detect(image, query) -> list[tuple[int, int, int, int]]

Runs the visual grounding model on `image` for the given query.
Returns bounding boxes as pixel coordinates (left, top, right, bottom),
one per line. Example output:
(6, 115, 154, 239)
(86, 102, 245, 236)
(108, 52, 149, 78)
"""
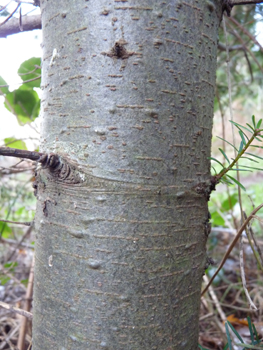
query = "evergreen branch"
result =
(215, 127, 262, 183)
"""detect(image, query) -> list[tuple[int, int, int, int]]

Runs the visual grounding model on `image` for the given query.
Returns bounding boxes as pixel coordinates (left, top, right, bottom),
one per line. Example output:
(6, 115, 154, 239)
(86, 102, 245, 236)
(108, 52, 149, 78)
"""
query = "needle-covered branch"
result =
(210, 116, 263, 191)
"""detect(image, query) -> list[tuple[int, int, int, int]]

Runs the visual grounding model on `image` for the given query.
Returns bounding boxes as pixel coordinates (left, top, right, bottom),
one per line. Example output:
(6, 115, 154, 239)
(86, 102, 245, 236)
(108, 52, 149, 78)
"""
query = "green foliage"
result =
(200, 317, 263, 349)
(0, 57, 41, 127)
(0, 222, 12, 239)
(211, 116, 263, 191)
(4, 137, 27, 150)
(224, 317, 263, 349)
(18, 57, 41, 88)
(0, 76, 10, 94)
(5, 85, 40, 124)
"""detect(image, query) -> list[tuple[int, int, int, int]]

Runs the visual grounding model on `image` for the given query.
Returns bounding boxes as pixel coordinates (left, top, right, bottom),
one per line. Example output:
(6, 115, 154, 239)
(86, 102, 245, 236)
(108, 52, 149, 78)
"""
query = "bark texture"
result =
(33, 1, 222, 349)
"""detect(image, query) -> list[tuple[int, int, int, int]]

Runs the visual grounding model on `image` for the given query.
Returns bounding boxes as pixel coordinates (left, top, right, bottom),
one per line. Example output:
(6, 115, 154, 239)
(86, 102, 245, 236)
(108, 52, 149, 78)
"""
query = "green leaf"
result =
(256, 119, 262, 129)
(18, 57, 41, 88)
(247, 316, 256, 345)
(226, 174, 246, 191)
(4, 138, 27, 150)
(255, 136, 263, 142)
(211, 211, 225, 226)
(250, 145, 263, 149)
(225, 322, 233, 350)
(252, 323, 260, 343)
(198, 345, 210, 350)
(239, 165, 263, 171)
(0, 222, 12, 238)
(208, 157, 225, 168)
(219, 148, 230, 164)
(223, 344, 229, 350)
(221, 193, 238, 212)
(216, 136, 238, 151)
(226, 321, 244, 343)
(211, 165, 217, 175)
(245, 152, 263, 160)
(4, 262, 18, 269)
(252, 115, 256, 128)
(228, 168, 252, 172)
(241, 156, 259, 163)
(220, 177, 234, 186)
(21, 279, 29, 286)
(239, 130, 247, 145)
(0, 76, 9, 94)
(0, 275, 10, 286)
(246, 123, 255, 132)
(229, 120, 252, 134)
(238, 141, 244, 154)
(235, 344, 263, 349)
(4, 85, 40, 124)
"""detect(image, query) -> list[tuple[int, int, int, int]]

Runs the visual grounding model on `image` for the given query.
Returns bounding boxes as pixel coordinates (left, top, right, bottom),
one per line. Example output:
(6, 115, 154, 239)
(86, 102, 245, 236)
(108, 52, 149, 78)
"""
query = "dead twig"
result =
(0, 301, 32, 320)
(201, 203, 263, 296)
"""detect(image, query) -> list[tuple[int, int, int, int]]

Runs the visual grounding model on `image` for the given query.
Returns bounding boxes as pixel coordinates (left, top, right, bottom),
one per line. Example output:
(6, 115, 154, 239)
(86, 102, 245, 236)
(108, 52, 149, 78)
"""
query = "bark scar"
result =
(222, 0, 233, 17)
(39, 153, 83, 184)
(102, 40, 135, 59)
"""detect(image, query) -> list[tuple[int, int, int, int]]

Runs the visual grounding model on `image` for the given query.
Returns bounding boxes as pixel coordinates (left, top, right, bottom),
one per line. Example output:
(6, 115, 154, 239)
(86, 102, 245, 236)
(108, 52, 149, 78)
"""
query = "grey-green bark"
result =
(33, 1, 222, 349)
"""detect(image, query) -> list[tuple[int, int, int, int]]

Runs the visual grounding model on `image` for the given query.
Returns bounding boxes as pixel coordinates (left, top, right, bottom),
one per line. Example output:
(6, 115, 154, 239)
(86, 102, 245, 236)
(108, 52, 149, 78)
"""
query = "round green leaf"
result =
(0, 76, 9, 94)
(4, 138, 27, 150)
(18, 57, 41, 88)
(5, 85, 40, 124)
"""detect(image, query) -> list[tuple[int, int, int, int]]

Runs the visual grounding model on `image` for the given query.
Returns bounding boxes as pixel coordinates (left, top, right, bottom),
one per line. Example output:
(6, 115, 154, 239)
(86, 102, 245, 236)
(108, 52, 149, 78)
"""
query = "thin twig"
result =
(18, 65, 41, 76)
(203, 275, 227, 322)
(0, 301, 32, 319)
(201, 203, 263, 296)
(0, 219, 32, 226)
(6, 225, 33, 261)
(218, 42, 244, 51)
(17, 257, 34, 350)
(0, 263, 27, 292)
(248, 215, 263, 267)
(0, 75, 41, 88)
(0, 3, 21, 27)
(0, 1, 13, 12)
(239, 233, 258, 310)
(229, 16, 263, 53)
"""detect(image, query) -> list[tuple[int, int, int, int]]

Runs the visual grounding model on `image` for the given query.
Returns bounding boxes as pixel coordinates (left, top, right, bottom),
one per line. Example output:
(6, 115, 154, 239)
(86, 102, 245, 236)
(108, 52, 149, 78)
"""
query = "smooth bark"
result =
(33, 1, 222, 349)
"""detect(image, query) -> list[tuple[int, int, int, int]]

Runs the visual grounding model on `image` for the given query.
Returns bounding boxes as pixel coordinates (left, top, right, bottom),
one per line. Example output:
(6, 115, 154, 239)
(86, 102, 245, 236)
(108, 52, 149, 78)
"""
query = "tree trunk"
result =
(33, 1, 222, 349)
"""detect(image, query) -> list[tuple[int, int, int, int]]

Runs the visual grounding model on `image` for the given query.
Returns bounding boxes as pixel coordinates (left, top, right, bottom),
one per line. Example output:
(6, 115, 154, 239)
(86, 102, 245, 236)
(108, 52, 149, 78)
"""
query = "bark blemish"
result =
(102, 41, 134, 59)
(39, 153, 84, 184)
(87, 259, 101, 269)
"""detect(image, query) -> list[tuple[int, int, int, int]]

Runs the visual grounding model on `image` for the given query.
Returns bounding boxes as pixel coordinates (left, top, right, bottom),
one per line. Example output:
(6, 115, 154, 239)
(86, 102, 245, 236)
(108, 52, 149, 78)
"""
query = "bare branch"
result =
(0, 301, 33, 319)
(0, 14, 41, 38)
(0, 2, 21, 27)
(0, 219, 32, 226)
(0, 147, 43, 161)
(229, 16, 263, 53)
(0, 75, 41, 88)
(218, 42, 244, 51)
(230, 0, 263, 5)
(201, 203, 263, 296)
